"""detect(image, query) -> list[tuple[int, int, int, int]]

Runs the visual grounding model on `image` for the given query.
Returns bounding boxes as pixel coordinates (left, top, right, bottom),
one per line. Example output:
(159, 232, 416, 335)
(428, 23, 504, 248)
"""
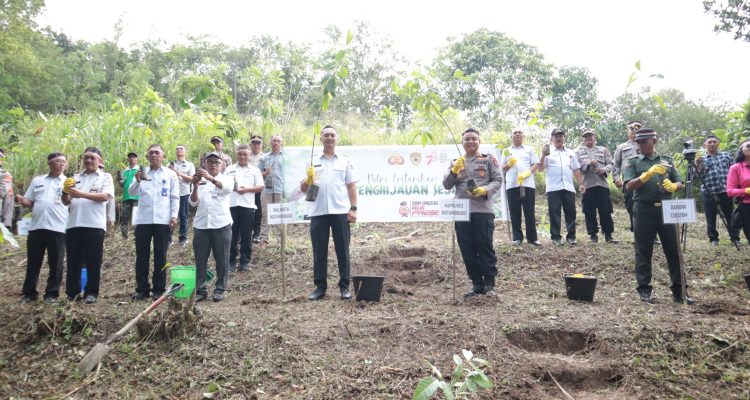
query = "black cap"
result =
(205, 151, 221, 160)
(551, 128, 565, 136)
(635, 130, 657, 142)
(210, 136, 223, 144)
(127, 152, 138, 158)
(250, 135, 263, 143)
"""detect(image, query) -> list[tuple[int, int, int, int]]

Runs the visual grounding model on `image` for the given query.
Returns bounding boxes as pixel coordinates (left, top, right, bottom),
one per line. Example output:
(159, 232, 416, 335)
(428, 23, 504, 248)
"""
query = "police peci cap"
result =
(634, 130, 657, 142)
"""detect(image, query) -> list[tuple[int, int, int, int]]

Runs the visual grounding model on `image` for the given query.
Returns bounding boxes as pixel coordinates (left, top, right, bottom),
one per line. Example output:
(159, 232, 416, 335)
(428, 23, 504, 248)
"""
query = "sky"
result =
(37, 0, 750, 107)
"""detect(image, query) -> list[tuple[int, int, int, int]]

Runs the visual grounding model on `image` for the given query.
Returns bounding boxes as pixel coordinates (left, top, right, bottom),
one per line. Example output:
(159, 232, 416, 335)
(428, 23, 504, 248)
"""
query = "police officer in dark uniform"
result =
(624, 129, 695, 305)
(443, 128, 503, 297)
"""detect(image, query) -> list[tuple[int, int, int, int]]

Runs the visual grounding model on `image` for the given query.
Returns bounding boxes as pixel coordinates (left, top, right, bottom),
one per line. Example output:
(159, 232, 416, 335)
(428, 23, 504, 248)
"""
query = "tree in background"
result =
(704, 0, 750, 43)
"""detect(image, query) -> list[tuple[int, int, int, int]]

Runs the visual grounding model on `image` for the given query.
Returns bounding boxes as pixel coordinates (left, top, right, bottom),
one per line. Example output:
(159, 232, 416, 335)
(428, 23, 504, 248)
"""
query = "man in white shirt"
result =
(539, 128, 585, 246)
(249, 135, 266, 243)
(225, 144, 264, 272)
(169, 144, 195, 246)
(191, 152, 234, 302)
(16, 152, 69, 304)
(500, 129, 541, 246)
(62, 147, 115, 304)
(300, 125, 358, 301)
(129, 144, 179, 300)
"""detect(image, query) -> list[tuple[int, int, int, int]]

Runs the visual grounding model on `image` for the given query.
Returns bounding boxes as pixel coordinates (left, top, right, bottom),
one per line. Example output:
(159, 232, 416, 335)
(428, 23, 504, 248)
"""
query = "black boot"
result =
(308, 287, 326, 301)
(464, 283, 485, 298)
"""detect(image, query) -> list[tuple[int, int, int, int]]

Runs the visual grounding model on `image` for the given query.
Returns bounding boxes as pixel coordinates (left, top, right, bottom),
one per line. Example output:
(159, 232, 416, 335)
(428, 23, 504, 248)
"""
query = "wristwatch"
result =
(350, 206, 358, 211)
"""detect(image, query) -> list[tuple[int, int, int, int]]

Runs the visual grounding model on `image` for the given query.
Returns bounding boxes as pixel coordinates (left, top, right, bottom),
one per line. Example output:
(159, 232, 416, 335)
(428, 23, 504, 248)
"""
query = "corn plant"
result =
(412, 349, 493, 400)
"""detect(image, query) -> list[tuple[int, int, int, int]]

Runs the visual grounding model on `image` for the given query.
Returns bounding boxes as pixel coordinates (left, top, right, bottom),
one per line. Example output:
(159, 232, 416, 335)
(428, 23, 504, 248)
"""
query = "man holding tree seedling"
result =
(225, 144, 264, 272)
(128, 144, 179, 301)
(443, 128, 503, 297)
(624, 129, 694, 305)
(169, 144, 196, 247)
(539, 128, 585, 246)
(191, 152, 235, 302)
(16, 152, 69, 304)
(500, 129, 541, 247)
(614, 121, 643, 233)
(575, 129, 617, 243)
(62, 147, 115, 304)
(301, 125, 358, 301)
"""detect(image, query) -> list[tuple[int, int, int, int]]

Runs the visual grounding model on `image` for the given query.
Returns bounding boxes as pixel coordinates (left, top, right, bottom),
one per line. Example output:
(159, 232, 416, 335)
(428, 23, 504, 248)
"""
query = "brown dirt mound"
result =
(692, 299, 750, 316)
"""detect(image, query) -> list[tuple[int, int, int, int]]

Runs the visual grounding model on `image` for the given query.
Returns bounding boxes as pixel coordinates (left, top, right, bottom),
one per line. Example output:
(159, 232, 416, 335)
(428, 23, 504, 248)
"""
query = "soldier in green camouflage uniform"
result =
(624, 129, 695, 305)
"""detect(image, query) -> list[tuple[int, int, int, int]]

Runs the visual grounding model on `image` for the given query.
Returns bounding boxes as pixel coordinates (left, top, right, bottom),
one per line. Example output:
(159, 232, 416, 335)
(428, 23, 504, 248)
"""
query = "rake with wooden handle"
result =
(77, 283, 184, 375)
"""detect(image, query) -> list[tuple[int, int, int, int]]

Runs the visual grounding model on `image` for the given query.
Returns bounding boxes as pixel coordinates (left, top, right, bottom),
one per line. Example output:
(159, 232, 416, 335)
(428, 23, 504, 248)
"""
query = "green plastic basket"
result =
(170, 265, 196, 299)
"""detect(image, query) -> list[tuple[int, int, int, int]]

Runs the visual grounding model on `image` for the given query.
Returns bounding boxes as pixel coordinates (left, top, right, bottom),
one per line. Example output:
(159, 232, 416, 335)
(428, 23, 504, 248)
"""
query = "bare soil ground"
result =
(1, 203, 749, 399)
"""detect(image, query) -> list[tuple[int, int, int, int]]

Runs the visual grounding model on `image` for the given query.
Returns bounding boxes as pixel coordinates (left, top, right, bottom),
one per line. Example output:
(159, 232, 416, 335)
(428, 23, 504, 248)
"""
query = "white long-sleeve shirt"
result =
(544, 147, 580, 193)
(128, 166, 179, 225)
(190, 174, 234, 229)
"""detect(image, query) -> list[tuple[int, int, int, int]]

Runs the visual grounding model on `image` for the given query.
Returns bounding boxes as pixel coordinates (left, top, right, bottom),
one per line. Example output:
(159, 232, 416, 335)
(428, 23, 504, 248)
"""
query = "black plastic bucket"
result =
(352, 275, 385, 302)
(564, 275, 597, 302)
(744, 274, 750, 293)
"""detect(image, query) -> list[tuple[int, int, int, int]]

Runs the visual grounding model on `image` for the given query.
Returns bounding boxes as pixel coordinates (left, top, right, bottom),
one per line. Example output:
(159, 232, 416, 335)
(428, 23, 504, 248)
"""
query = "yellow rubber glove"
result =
(517, 170, 531, 185)
(507, 156, 518, 168)
(62, 177, 76, 193)
(450, 157, 465, 175)
(304, 166, 315, 185)
(745, 187, 750, 195)
(470, 186, 487, 197)
(662, 178, 678, 193)
(639, 164, 667, 183)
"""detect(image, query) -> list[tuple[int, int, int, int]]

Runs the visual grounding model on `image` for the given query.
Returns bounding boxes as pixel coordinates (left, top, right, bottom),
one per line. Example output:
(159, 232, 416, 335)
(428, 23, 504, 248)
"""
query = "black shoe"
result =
(240, 264, 250, 272)
(178, 238, 188, 247)
(195, 293, 207, 302)
(151, 292, 164, 300)
(43, 297, 57, 304)
(512, 240, 522, 246)
(340, 287, 352, 300)
(463, 286, 485, 298)
(308, 287, 326, 301)
(589, 234, 599, 243)
(484, 286, 497, 296)
(552, 239, 564, 246)
(672, 294, 695, 305)
(567, 237, 577, 245)
(605, 235, 618, 243)
(228, 263, 237, 273)
(252, 236, 261, 244)
(639, 292, 654, 304)
(84, 295, 97, 304)
(132, 292, 148, 301)
(529, 240, 542, 246)
(212, 292, 224, 302)
(731, 239, 741, 247)
(20, 295, 36, 304)
(710, 241, 719, 247)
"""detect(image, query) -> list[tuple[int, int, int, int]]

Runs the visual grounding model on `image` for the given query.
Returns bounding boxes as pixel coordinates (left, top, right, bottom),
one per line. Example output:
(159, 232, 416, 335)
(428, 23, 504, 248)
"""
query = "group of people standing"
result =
(447, 122, 750, 304)
(11, 121, 750, 306)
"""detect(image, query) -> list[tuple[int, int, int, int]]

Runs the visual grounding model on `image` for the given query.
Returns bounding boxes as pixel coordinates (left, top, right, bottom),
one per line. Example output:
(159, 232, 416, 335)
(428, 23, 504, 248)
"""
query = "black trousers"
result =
(230, 206, 255, 266)
(65, 227, 105, 298)
(739, 203, 750, 245)
(134, 224, 170, 295)
(178, 194, 190, 241)
(310, 214, 350, 290)
(252, 192, 262, 238)
(633, 202, 684, 296)
(582, 186, 614, 236)
(547, 190, 576, 241)
(22, 229, 65, 299)
(702, 191, 739, 242)
(455, 213, 497, 287)
(507, 187, 538, 242)
(624, 188, 634, 232)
